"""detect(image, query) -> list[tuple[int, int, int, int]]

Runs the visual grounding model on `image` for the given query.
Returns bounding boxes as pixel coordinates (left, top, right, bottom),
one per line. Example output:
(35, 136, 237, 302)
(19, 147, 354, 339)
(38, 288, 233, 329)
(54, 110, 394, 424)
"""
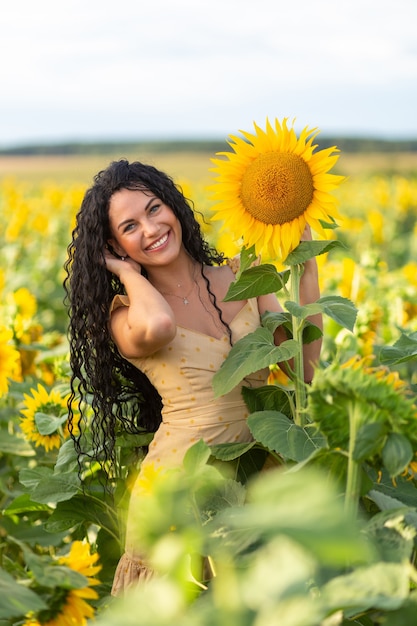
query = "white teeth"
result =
(148, 233, 168, 250)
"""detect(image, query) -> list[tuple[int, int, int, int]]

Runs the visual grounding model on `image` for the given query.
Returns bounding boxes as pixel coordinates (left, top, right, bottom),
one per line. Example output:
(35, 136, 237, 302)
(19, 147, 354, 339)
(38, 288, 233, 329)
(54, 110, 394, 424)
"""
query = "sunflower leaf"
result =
(285, 301, 323, 319)
(284, 296, 357, 331)
(382, 432, 414, 478)
(317, 295, 358, 331)
(212, 329, 298, 397)
(0, 568, 47, 619)
(261, 310, 292, 335)
(34, 411, 68, 435)
(19, 544, 88, 589)
(238, 244, 258, 274)
(224, 265, 290, 301)
(285, 240, 345, 265)
(247, 411, 325, 462)
(379, 331, 417, 365)
(22, 470, 80, 504)
(353, 422, 387, 462)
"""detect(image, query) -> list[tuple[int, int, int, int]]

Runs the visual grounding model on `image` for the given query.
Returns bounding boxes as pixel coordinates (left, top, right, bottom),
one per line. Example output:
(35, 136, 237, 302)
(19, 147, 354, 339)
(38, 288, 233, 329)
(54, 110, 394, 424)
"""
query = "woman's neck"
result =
(147, 255, 201, 294)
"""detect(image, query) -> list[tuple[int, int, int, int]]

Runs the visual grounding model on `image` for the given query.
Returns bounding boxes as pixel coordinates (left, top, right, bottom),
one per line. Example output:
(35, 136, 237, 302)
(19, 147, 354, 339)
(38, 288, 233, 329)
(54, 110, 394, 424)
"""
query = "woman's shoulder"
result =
(109, 294, 130, 315)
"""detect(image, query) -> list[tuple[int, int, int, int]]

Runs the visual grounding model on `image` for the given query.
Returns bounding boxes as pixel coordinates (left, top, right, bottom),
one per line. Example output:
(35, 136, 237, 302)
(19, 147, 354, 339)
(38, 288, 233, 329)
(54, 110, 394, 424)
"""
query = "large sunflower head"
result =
(209, 118, 345, 260)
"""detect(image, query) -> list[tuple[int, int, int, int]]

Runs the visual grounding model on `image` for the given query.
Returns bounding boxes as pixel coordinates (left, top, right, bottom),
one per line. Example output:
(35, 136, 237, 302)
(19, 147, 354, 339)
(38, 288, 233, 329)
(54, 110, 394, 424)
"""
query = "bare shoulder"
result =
(203, 263, 236, 297)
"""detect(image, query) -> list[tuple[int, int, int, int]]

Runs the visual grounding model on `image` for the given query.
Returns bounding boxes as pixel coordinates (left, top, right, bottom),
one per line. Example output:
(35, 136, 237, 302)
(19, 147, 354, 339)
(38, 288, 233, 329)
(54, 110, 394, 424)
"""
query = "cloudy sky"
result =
(1, 0, 416, 147)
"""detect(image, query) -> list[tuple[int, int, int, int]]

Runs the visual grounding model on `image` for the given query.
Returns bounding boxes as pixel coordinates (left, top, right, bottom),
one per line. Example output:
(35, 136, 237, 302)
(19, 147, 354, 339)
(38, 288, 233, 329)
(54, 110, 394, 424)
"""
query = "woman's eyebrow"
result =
(117, 197, 156, 230)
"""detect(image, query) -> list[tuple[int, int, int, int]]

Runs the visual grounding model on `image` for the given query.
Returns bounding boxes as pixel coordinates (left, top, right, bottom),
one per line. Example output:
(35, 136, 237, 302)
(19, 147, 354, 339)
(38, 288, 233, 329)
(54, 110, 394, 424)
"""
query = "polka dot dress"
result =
(110, 294, 269, 594)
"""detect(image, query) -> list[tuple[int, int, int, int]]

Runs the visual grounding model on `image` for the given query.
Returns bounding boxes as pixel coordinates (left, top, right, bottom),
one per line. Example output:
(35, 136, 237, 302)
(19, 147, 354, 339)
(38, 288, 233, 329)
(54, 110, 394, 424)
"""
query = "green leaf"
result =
(238, 244, 258, 275)
(368, 469, 417, 508)
(223, 468, 373, 564)
(19, 466, 52, 489)
(365, 508, 416, 562)
(0, 568, 47, 619)
(317, 295, 358, 331)
(247, 411, 325, 462)
(285, 240, 345, 265)
(242, 384, 292, 416)
(284, 295, 357, 332)
(382, 432, 414, 478)
(285, 300, 323, 320)
(261, 310, 292, 335)
(3, 493, 52, 515)
(379, 331, 417, 365)
(183, 439, 212, 473)
(321, 561, 410, 613)
(45, 494, 118, 536)
(20, 467, 80, 504)
(209, 441, 256, 461)
(352, 421, 387, 462)
(20, 545, 88, 589)
(0, 428, 35, 456)
(35, 411, 67, 435)
(53, 437, 79, 474)
(212, 329, 298, 397)
(224, 265, 289, 301)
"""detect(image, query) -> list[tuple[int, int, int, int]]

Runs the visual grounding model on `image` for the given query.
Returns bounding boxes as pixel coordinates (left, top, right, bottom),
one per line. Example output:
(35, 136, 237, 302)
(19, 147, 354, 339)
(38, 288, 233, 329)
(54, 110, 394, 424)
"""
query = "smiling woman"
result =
(63, 158, 322, 594)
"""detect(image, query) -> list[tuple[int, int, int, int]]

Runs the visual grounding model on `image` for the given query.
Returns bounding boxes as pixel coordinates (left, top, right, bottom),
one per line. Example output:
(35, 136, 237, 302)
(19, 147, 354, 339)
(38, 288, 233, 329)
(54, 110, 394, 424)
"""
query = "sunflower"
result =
(20, 383, 70, 452)
(24, 541, 101, 626)
(0, 325, 20, 396)
(209, 118, 344, 260)
(309, 355, 417, 475)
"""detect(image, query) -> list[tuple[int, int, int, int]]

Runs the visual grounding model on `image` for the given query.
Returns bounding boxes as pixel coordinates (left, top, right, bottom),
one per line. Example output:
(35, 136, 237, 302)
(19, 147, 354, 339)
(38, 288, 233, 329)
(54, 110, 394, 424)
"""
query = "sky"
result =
(1, 0, 416, 148)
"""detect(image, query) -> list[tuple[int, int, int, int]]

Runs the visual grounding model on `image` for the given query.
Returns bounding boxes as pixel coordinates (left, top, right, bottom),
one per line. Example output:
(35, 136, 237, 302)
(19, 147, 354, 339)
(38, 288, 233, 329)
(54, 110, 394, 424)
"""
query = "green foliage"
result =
(1, 162, 417, 624)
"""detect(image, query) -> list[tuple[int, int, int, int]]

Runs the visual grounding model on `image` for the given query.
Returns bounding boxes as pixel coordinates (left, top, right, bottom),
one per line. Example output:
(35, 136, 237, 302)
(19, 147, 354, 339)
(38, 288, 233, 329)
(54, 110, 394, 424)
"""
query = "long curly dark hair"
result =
(64, 159, 225, 468)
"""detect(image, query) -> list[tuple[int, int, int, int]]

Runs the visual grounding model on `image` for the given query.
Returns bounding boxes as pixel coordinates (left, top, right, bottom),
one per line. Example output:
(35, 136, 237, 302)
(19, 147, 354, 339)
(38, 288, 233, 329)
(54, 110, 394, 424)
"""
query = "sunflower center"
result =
(240, 152, 314, 225)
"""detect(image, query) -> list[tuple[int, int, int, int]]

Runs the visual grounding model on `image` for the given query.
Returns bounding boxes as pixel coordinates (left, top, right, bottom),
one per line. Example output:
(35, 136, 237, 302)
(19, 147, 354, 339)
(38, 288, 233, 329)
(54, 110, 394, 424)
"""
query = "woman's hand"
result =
(103, 247, 142, 278)
(300, 224, 312, 242)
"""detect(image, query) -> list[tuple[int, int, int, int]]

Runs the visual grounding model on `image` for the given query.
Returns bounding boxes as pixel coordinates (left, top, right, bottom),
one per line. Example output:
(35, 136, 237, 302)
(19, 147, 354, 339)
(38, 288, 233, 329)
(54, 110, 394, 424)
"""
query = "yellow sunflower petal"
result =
(210, 117, 344, 260)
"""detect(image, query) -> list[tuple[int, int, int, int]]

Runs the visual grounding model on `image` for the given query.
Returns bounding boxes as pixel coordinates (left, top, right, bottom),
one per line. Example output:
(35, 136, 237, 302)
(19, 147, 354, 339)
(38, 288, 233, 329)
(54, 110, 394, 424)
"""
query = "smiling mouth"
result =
(147, 232, 169, 251)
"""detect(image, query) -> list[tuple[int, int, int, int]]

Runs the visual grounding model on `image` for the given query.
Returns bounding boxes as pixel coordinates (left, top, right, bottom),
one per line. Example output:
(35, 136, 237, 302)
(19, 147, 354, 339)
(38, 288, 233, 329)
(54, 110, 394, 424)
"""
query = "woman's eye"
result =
(149, 204, 160, 214)
(123, 223, 135, 233)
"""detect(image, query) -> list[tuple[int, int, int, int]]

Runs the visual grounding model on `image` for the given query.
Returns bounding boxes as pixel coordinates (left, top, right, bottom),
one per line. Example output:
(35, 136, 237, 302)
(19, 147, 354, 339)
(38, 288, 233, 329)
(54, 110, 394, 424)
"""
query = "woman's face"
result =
(107, 188, 183, 268)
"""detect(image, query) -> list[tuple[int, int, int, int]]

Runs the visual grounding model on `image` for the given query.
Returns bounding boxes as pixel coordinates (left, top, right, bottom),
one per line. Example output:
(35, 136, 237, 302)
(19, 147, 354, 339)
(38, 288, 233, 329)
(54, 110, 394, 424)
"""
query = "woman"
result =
(64, 159, 322, 594)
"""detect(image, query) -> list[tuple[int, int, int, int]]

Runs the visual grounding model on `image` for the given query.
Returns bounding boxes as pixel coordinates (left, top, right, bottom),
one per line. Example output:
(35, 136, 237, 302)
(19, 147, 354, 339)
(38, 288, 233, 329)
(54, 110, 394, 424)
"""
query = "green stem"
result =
(290, 263, 307, 426)
(344, 400, 362, 519)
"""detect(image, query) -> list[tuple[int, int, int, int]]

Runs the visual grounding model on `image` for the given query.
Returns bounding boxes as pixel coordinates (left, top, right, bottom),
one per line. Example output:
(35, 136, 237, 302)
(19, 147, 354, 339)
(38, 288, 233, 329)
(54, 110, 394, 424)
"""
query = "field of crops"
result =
(1, 148, 417, 625)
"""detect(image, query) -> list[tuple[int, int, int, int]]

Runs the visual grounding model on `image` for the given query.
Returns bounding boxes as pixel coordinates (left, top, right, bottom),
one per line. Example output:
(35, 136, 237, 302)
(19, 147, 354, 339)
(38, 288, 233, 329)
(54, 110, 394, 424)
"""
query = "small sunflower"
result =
(209, 117, 344, 260)
(0, 325, 20, 396)
(20, 383, 70, 452)
(133, 462, 166, 497)
(24, 541, 101, 626)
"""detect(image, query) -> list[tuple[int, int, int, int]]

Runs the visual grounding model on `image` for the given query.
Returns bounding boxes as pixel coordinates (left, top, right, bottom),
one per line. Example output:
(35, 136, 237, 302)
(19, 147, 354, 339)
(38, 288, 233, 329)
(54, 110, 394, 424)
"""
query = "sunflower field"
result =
(1, 143, 417, 626)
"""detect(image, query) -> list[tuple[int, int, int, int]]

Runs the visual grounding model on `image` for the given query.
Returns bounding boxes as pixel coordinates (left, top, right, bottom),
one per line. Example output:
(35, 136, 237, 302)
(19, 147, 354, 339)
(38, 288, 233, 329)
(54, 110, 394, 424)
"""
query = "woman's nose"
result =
(142, 217, 160, 237)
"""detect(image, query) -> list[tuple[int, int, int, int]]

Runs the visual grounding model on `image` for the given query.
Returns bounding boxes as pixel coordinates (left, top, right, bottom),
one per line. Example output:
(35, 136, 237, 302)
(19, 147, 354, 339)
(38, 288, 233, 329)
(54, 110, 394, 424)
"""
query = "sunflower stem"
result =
(344, 400, 361, 519)
(290, 263, 307, 426)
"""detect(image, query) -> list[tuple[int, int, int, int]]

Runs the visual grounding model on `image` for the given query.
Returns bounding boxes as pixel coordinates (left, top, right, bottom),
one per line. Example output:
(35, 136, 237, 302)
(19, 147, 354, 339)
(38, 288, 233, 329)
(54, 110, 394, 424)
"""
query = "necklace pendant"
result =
(183, 297, 189, 305)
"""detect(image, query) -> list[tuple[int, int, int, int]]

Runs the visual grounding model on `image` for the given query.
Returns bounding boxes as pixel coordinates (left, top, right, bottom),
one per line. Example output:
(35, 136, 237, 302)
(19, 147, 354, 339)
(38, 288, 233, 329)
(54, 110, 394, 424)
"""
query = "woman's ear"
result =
(107, 239, 126, 258)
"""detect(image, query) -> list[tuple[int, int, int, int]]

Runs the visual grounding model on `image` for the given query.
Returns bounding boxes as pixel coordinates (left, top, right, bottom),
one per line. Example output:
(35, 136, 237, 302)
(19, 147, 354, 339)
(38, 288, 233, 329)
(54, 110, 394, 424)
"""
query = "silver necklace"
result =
(161, 281, 196, 305)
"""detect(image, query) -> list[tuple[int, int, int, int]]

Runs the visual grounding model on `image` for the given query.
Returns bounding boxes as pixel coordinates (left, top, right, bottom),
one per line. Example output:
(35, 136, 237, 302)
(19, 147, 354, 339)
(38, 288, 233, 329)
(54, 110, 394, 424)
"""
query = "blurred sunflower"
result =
(209, 118, 344, 260)
(20, 383, 70, 452)
(133, 461, 166, 497)
(309, 355, 417, 478)
(24, 541, 101, 626)
(0, 325, 20, 396)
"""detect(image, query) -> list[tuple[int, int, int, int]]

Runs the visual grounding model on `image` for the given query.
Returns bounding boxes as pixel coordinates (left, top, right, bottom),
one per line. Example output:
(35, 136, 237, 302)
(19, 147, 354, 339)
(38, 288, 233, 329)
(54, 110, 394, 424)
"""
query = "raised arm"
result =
(258, 225, 322, 383)
(105, 250, 176, 359)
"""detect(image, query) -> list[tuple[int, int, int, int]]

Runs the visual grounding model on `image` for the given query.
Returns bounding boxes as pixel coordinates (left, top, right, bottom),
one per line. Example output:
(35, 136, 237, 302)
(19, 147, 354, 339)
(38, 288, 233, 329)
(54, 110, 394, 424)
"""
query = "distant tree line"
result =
(1, 137, 417, 156)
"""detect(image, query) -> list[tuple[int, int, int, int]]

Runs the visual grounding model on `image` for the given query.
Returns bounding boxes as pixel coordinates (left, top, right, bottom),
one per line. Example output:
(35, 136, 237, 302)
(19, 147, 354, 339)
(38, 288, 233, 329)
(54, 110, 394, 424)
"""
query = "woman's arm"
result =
(105, 250, 176, 359)
(258, 226, 322, 383)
